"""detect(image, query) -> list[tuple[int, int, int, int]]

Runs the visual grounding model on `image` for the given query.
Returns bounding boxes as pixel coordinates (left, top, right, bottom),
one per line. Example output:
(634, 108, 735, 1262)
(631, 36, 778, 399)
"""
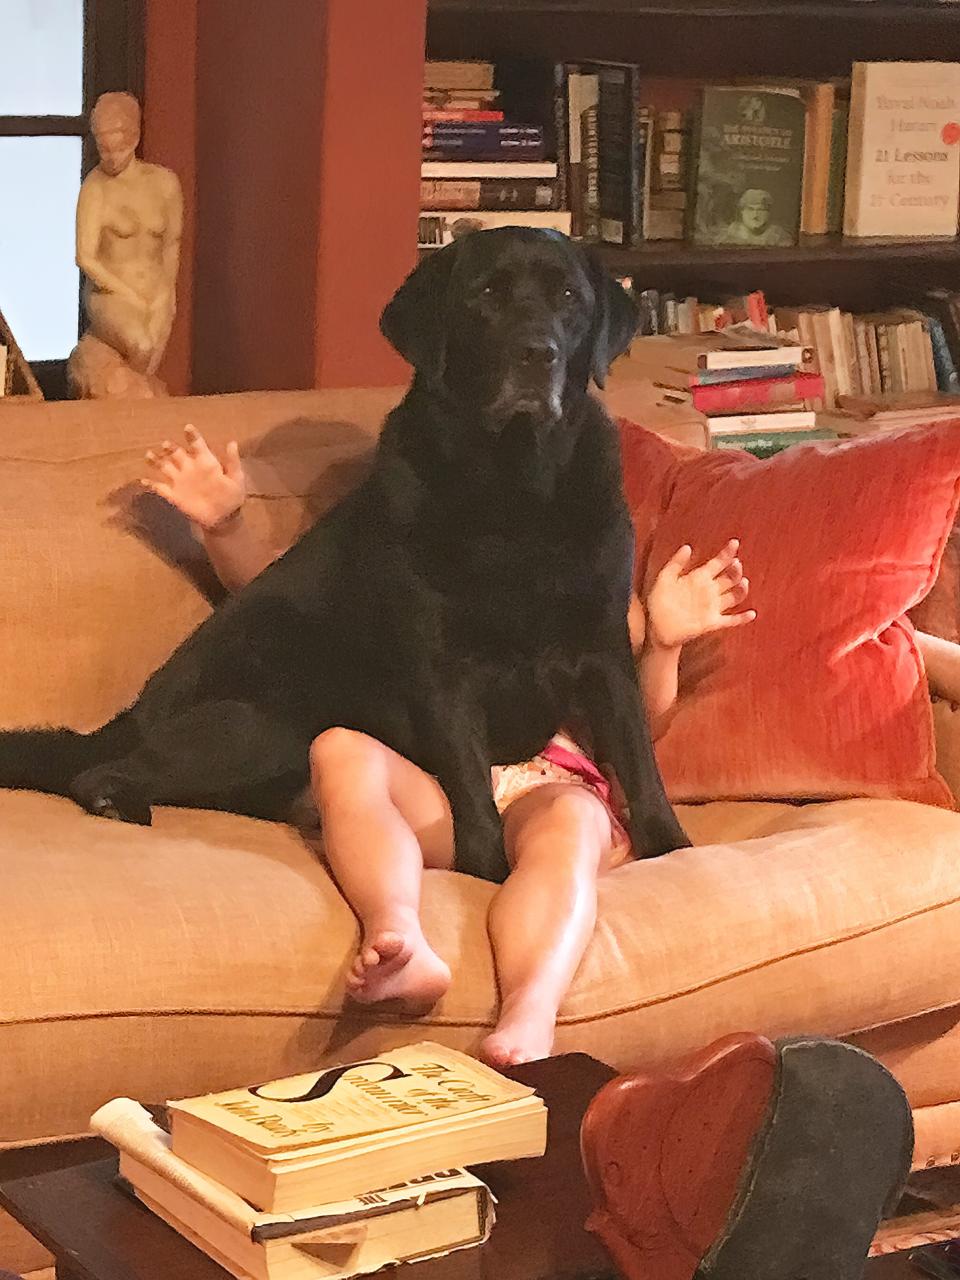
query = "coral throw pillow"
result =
(618, 418, 960, 808)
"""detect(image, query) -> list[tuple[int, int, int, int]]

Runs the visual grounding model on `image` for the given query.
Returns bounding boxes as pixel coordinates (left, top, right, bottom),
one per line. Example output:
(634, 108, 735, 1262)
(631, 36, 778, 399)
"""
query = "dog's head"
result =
(380, 227, 638, 432)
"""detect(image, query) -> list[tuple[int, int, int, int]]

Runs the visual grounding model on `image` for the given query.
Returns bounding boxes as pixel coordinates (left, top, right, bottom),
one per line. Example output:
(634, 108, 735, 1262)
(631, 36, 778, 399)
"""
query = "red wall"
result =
(143, 0, 425, 394)
(192, 0, 324, 394)
(313, 1, 425, 386)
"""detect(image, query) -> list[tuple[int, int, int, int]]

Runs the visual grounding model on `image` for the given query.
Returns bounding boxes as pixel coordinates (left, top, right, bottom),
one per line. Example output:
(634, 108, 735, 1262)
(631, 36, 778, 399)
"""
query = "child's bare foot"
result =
(479, 998, 556, 1068)
(345, 925, 450, 1014)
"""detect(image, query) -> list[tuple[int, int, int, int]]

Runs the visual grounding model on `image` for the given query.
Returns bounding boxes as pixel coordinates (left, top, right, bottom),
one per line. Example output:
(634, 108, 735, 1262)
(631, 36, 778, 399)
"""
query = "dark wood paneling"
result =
(427, 5, 960, 82)
(0, 116, 84, 136)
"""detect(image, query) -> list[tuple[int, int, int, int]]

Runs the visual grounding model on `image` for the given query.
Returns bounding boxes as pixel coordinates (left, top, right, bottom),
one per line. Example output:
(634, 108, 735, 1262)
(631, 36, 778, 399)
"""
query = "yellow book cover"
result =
(167, 1043, 538, 1156)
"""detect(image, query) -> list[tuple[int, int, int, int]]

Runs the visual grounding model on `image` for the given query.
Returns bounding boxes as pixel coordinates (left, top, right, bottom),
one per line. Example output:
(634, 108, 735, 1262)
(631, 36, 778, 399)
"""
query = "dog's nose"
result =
(520, 339, 559, 368)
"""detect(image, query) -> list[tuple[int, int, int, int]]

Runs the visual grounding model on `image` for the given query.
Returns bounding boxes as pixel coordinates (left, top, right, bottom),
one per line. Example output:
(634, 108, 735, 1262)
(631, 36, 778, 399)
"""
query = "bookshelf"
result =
(426, 0, 960, 312)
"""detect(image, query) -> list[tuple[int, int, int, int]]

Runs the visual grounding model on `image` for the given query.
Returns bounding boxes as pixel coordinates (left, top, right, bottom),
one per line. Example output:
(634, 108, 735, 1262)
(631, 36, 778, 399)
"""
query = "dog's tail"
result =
(0, 713, 139, 795)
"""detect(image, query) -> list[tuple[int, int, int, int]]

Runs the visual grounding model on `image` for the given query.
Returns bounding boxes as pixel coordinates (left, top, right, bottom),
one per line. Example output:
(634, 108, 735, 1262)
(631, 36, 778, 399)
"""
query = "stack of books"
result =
(619, 326, 831, 457)
(91, 1042, 548, 1280)
(622, 285, 959, 412)
(419, 60, 572, 248)
(689, 328, 830, 456)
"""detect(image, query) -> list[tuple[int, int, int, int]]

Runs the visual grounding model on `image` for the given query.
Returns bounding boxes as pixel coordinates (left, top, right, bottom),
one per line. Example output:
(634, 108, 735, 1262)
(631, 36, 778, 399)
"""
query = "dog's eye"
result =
(482, 285, 494, 296)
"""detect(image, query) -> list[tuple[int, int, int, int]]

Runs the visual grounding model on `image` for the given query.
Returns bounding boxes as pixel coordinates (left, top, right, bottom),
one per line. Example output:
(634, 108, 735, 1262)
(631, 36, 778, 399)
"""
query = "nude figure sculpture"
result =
(68, 92, 183, 399)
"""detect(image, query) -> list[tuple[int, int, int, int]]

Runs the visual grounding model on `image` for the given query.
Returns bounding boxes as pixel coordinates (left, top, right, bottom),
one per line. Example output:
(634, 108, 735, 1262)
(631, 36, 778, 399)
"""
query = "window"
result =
(0, 1, 143, 379)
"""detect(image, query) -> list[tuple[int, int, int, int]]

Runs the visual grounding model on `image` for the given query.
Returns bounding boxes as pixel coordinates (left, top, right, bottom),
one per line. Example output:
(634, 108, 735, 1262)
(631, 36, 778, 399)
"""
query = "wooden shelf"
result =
(425, 0, 960, 309)
(430, 0, 960, 16)
(593, 236, 960, 272)
(428, 1, 960, 78)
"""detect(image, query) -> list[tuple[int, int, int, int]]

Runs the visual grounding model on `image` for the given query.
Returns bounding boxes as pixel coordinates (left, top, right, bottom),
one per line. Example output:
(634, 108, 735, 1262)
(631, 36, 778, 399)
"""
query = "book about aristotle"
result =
(690, 86, 806, 248)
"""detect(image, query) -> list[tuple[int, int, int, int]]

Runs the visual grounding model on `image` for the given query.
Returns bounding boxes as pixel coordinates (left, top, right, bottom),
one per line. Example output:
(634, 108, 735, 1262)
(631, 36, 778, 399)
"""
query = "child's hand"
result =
(646, 538, 756, 650)
(142, 425, 246, 530)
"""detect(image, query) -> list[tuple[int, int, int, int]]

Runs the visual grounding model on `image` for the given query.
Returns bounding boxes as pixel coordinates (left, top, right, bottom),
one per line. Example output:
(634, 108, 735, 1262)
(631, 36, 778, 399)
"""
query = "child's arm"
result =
(631, 539, 756, 739)
(142, 426, 280, 592)
(916, 629, 960, 704)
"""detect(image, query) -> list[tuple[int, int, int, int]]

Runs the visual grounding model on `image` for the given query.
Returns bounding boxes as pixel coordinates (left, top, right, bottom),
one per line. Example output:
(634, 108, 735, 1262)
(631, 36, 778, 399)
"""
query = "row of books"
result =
(419, 58, 960, 252)
(90, 1043, 546, 1280)
(420, 60, 572, 248)
(619, 307, 960, 457)
(621, 285, 960, 408)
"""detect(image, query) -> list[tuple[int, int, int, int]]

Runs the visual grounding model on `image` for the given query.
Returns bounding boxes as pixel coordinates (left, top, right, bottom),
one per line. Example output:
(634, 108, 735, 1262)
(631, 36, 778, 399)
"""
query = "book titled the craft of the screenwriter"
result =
(163, 1042, 547, 1214)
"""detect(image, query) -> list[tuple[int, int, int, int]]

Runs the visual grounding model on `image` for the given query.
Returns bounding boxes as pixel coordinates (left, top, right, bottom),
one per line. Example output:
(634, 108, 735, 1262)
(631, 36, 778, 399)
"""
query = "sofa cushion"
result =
(0, 390, 397, 732)
(3, 789, 960, 1149)
(619, 418, 960, 807)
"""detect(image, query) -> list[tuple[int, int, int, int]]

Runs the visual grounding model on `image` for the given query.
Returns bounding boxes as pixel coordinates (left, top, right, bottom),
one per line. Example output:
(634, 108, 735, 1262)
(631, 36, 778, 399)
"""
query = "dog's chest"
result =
(425, 518, 619, 654)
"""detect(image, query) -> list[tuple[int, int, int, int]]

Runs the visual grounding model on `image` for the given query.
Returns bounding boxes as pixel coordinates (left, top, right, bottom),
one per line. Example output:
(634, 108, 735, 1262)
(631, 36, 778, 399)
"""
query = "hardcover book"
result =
(689, 86, 806, 248)
(843, 61, 960, 237)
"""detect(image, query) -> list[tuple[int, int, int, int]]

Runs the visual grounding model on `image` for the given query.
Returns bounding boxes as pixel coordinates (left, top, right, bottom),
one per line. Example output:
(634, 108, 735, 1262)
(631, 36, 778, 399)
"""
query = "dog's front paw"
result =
(71, 766, 153, 826)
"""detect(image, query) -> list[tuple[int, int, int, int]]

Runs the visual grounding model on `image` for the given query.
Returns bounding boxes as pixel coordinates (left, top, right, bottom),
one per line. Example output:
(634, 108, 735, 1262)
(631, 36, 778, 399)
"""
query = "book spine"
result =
(691, 363, 801, 386)
(424, 63, 496, 92)
(423, 124, 544, 142)
(419, 178, 560, 211)
(825, 102, 848, 234)
(422, 110, 505, 122)
(630, 106, 654, 248)
(565, 66, 586, 238)
(423, 140, 546, 160)
(925, 313, 960, 393)
(692, 372, 826, 414)
(800, 82, 835, 236)
(864, 321, 882, 395)
(636, 289, 660, 336)
(875, 323, 893, 393)
(597, 67, 632, 245)
(711, 427, 838, 457)
(841, 64, 867, 236)
(552, 61, 569, 223)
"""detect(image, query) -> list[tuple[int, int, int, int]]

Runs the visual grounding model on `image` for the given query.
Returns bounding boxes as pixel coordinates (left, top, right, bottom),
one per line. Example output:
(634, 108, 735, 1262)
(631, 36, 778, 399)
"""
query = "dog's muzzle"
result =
(488, 336, 565, 427)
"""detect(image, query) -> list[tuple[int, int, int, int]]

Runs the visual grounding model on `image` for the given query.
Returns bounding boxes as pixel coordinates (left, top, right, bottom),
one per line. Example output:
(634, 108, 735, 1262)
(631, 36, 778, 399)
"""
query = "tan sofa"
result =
(3, 387, 960, 1275)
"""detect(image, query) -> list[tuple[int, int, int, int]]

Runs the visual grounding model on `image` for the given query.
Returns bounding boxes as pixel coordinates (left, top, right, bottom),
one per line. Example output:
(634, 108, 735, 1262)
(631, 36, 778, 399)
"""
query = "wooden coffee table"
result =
(0, 1053, 936, 1280)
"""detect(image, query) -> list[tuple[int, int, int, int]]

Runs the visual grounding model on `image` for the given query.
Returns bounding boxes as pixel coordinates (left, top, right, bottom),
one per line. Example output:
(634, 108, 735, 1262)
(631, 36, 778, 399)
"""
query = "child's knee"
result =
(506, 785, 611, 867)
(309, 727, 384, 785)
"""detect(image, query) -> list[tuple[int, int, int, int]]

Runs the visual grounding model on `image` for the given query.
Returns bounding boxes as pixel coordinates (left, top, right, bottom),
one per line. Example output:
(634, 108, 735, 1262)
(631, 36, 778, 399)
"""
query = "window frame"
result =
(0, 0, 145, 396)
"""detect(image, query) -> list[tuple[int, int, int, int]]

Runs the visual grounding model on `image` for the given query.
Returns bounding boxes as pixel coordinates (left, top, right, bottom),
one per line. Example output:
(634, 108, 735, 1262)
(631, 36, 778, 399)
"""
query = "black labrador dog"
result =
(0, 227, 688, 882)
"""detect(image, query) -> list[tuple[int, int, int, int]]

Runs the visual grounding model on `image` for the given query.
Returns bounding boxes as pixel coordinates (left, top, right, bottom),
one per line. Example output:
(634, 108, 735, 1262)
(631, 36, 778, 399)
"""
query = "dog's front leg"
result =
(576, 652, 690, 859)
(416, 694, 507, 884)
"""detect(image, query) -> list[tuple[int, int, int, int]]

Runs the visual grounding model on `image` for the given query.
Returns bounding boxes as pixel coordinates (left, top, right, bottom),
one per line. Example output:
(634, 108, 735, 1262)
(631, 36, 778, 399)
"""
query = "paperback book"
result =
(165, 1042, 547, 1213)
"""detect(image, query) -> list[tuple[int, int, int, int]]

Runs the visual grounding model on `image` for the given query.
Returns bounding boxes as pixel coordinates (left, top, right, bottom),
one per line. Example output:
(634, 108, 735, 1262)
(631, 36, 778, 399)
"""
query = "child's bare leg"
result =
(480, 784, 615, 1068)
(309, 729, 454, 1013)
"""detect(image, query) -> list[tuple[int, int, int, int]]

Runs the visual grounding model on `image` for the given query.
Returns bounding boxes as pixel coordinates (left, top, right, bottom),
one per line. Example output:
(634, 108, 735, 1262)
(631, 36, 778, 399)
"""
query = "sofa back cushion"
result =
(619, 418, 960, 808)
(0, 389, 398, 730)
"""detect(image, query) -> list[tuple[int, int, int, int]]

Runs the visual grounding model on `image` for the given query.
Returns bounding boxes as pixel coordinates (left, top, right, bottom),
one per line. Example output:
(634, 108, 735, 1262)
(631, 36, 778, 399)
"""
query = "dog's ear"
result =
(380, 242, 460, 384)
(585, 253, 640, 389)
